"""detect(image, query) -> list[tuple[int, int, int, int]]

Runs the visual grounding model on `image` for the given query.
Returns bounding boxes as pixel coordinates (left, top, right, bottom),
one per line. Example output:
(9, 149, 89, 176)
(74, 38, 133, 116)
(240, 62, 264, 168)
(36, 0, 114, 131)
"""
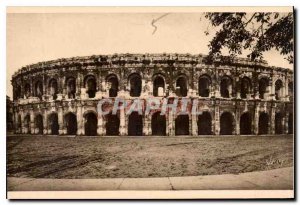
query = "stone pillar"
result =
(143, 114, 151, 136)
(97, 114, 104, 136)
(43, 109, 48, 135)
(214, 105, 220, 135)
(119, 106, 126, 136)
(235, 109, 240, 135)
(168, 111, 175, 136)
(191, 113, 198, 136)
(236, 77, 241, 99)
(58, 106, 64, 135)
(254, 105, 259, 135)
(269, 77, 275, 100)
(20, 109, 25, 134)
(270, 106, 275, 135)
(30, 108, 35, 134)
(76, 105, 84, 135)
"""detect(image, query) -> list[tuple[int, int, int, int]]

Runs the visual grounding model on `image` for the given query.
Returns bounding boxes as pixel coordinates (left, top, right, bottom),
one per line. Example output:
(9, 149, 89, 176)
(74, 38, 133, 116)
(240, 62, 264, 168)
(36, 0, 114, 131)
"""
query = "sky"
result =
(6, 12, 293, 98)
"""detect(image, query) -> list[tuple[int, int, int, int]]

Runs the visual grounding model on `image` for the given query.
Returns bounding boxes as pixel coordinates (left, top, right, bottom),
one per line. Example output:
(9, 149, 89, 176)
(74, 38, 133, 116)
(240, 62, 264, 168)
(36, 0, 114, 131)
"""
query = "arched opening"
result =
(275, 80, 283, 100)
(128, 111, 143, 136)
(198, 75, 211, 97)
(275, 113, 283, 134)
(151, 111, 166, 136)
(240, 112, 252, 135)
(106, 75, 119, 97)
(220, 112, 234, 135)
(66, 77, 76, 99)
(175, 115, 189, 135)
(84, 112, 98, 136)
(24, 114, 31, 134)
(258, 112, 269, 135)
(129, 73, 142, 97)
(49, 79, 58, 100)
(198, 112, 212, 135)
(176, 76, 188, 97)
(34, 81, 43, 100)
(106, 113, 120, 135)
(85, 76, 97, 98)
(24, 83, 31, 98)
(240, 77, 251, 99)
(65, 113, 77, 135)
(259, 78, 268, 99)
(153, 76, 165, 97)
(288, 82, 293, 101)
(220, 76, 232, 98)
(35, 114, 43, 135)
(288, 113, 293, 134)
(49, 113, 59, 135)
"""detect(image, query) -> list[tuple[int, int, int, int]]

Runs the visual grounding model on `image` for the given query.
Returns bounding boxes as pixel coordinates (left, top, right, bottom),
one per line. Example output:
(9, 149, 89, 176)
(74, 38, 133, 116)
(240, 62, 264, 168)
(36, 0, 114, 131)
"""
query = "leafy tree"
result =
(204, 12, 293, 64)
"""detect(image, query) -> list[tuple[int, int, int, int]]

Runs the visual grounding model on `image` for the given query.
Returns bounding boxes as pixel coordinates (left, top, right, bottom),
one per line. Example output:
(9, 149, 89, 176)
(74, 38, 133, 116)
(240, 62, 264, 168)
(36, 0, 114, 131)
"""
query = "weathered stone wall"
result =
(11, 54, 294, 136)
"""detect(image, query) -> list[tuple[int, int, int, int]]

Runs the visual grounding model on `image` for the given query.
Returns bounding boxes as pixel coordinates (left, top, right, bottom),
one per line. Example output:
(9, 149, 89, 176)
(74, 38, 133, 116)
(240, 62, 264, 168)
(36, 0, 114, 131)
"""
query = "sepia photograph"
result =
(6, 6, 294, 199)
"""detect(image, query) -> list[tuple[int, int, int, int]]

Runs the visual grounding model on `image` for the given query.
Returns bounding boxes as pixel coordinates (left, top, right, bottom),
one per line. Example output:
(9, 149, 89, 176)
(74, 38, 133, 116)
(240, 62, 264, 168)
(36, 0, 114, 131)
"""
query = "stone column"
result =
(119, 105, 126, 136)
(236, 77, 241, 99)
(254, 105, 260, 135)
(30, 108, 35, 134)
(58, 106, 64, 135)
(97, 114, 104, 136)
(76, 105, 84, 135)
(143, 114, 151, 136)
(214, 105, 220, 135)
(235, 109, 240, 135)
(43, 109, 48, 135)
(20, 109, 25, 134)
(191, 113, 198, 136)
(168, 111, 175, 136)
(270, 106, 275, 135)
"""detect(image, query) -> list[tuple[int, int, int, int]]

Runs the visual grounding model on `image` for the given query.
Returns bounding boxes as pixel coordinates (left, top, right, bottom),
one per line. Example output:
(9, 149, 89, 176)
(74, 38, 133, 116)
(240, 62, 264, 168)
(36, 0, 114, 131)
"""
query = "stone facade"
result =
(11, 53, 294, 136)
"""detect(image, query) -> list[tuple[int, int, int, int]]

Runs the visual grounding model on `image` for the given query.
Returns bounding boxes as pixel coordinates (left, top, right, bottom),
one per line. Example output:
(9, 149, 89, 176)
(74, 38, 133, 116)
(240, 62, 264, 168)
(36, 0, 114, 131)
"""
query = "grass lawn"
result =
(7, 135, 293, 179)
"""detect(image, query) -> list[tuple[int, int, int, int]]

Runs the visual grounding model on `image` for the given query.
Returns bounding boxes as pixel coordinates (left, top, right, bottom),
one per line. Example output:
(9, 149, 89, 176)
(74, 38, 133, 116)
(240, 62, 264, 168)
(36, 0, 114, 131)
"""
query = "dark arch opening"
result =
(85, 76, 97, 98)
(67, 77, 76, 99)
(35, 114, 43, 135)
(129, 74, 142, 97)
(128, 112, 143, 136)
(106, 113, 120, 135)
(240, 112, 252, 135)
(275, 113, 283, 134)
(220, 76, 232, 98)
(275, 80, 283, 100)
(24, 114, 31, 134)
(176, 77, 188, 97)
(240, 77, 251, 99)
(84, 112, 98, 136)
(65, 113, 77, 135)
(24, 83, 31, 98)
(259, 78, 268, 99)
(198, 111, 212, 135)
(107, 75, 119, 97)
(220, 112, 234, 135)
(17, 114, 22, 132)
(49, 113, 59, 135)
(175, 115, 189, 135)
(288, 113, 293, 134)
(153, 76, 165, 97)
(258, 112, 269, 135)
(49, 79, 58, 100)
(151, 112, 166, 136)
(34, 81, 43, 100)
(198, 76, 211, 97)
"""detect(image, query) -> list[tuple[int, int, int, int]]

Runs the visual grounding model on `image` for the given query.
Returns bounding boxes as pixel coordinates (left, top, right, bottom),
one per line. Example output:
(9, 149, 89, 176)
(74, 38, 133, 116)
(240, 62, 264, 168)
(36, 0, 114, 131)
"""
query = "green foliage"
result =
(204, 12, 293, 64)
